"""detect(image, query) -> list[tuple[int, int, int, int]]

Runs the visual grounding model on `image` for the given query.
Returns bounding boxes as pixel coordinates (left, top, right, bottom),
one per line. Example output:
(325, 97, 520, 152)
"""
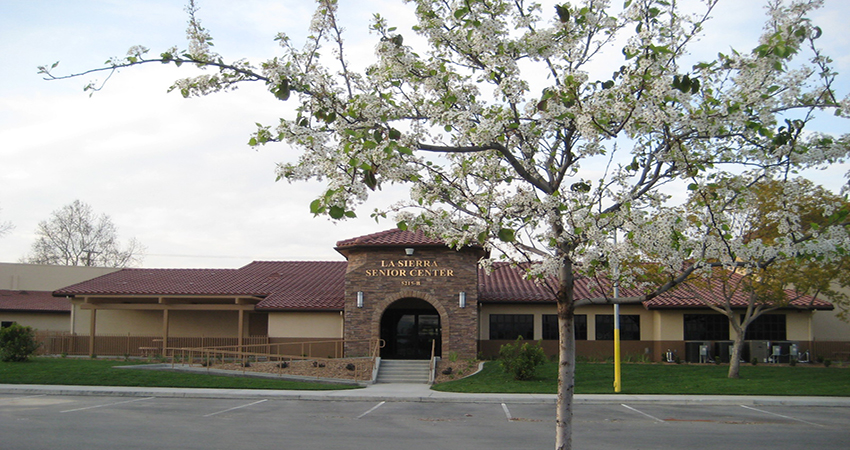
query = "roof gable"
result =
(335, 228, 446, 249)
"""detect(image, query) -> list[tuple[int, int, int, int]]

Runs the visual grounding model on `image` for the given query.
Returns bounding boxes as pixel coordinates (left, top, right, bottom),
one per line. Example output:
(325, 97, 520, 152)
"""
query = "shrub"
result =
(498, 337, 546, 381)
(0, 324, 40, 362)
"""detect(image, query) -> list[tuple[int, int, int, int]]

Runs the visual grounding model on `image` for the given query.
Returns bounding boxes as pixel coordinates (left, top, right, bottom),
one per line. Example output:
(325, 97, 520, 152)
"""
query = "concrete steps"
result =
(376, 359, 431, 384)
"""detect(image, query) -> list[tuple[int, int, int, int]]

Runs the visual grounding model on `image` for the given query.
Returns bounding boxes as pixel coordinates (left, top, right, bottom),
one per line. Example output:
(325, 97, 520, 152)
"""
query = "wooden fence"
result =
(34, 332, 274, 357)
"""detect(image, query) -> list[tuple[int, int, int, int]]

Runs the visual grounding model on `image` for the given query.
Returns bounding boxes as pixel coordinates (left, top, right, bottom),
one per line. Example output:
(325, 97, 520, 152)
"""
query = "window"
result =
(542, 314, 587, 340)
(744, 314, 786, 341)
(684, 314, 729, 341)
(595, 315, 640, 340)
(1, 321, 13, 329)
(489, 314, 533, 340)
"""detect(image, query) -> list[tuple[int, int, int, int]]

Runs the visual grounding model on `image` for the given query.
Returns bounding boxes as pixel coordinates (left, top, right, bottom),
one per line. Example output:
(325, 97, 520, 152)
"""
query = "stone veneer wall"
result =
(343, 245, 483, 360)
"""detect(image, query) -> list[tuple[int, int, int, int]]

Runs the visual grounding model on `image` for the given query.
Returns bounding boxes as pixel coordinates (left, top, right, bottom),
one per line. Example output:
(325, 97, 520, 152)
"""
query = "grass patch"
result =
(433, 361, 850, 396)
(0, 358, 357, 391)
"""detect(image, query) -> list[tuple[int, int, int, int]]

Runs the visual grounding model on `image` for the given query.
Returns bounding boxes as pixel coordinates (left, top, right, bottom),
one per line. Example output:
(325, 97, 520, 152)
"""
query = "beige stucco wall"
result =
(811, 309, 850, 341)
(478, 303, 651, 341)
(652, 310, 685, 341)
(786, 311, 812, 341)
(0, 312, 69, 332)
(1, 263, 118, 291)
(71, 305, 241, 337)
(268, 311, 343, 338)
(812, 285, 850, 341)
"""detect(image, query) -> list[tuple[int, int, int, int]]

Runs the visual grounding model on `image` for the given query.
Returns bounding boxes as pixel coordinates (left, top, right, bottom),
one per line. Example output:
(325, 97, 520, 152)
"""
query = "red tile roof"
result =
(235, 261, 346, 310)
(336, 228, 446, 248)
(644, 283, 833, 310)
(53, 262, 347, 311)
(0, 290, 71, 312)
(54, 269, 238, 296)
(51, 252, 832, 311)
(478, 263, 557, 302)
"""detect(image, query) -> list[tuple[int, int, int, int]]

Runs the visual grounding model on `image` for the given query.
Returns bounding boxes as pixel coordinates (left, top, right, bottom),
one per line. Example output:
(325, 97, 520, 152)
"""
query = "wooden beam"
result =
(78, 303, 256, 311)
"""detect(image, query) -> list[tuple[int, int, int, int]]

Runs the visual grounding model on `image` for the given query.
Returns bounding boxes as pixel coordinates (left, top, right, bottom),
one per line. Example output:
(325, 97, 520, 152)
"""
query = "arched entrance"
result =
(380, 298, 441, 360)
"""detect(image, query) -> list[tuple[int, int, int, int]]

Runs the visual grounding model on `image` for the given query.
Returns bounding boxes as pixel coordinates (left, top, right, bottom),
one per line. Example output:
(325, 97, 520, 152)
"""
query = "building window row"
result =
(489, 314, 639, 341)
(683, 314, 787, 341)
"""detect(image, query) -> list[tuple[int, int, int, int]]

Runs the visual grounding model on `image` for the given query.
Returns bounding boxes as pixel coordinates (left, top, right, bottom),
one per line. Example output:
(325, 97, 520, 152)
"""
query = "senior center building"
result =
(40, 228, 839, 363)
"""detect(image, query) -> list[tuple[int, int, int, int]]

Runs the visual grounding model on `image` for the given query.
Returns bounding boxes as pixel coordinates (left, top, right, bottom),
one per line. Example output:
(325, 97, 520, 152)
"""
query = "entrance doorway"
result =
(380, 298, 441, 360)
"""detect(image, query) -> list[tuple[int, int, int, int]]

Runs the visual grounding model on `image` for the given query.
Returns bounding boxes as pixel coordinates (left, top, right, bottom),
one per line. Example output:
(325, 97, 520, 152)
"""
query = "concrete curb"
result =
(2, 383, 849, 407)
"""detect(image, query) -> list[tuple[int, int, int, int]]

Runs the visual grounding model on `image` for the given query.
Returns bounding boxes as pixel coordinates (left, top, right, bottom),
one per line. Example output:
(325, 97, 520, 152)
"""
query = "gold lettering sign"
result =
(365, 259, 455, 278)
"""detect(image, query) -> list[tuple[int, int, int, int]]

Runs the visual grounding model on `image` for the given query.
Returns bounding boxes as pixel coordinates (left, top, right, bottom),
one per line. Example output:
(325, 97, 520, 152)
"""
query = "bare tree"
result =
(21, 200, 145, 267)
(0, 208, 12, 238)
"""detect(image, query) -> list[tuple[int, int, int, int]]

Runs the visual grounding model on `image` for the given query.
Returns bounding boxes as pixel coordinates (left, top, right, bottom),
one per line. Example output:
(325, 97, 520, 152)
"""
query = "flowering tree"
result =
(645, 177, 850, 378)
(41, 0, 849, 448)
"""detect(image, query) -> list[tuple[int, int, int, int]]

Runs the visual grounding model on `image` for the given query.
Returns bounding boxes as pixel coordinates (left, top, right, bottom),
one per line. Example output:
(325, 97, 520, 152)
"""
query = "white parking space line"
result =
(621, 404, 665, 423)
(202, 399, 268, 417)
(356, 401, 386, 419)
(740, 405, 826, 428)
(60, 397, 155, 413)
(501, 403, 513, 421)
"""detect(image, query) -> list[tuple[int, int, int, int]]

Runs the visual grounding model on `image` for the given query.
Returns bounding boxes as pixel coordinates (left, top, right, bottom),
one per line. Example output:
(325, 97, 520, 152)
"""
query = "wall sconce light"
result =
(405, 247, 415, 256)
(356, 291, 364, 308)
(458, 291, 467, 308)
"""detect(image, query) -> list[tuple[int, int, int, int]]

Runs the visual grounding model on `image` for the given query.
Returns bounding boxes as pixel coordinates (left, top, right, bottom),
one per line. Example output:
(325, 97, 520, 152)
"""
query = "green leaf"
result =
(272, 79, 290, 101)
(397, 221, 408, 231)
(498, 228, 516, 243)
(310, 199, 323, 214)
(555, 5, 570, 23)
(329, 206, 345, 220)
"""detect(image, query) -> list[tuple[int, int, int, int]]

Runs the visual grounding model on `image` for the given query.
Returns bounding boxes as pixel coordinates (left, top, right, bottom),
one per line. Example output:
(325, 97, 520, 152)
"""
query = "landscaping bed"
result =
(212, 358, 374, 382)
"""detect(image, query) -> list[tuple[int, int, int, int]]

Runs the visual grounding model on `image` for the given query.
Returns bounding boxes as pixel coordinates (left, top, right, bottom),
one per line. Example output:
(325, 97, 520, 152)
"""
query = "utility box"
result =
(770, 341, 795, 363)
(685, 341, 710, 363)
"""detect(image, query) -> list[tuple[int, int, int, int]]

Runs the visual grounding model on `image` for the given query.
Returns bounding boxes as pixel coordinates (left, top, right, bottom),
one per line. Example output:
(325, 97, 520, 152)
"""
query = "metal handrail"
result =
(428, 339, 437, 384)
(166, 338, 386, 382)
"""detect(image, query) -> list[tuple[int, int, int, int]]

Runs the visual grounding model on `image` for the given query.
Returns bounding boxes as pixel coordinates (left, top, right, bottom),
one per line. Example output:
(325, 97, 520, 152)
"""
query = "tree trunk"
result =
(728, 327, 745, 379)
(555, 257, 575, 450)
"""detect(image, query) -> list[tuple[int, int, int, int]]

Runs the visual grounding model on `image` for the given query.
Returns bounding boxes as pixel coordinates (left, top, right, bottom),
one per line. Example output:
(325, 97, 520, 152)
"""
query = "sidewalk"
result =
(2, 382, 849, 407)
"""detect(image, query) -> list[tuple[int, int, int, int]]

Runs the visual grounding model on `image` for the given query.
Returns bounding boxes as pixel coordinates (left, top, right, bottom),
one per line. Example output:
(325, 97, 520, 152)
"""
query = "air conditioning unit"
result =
(715, 341, 734, 363)
(749, 340, 770, 363)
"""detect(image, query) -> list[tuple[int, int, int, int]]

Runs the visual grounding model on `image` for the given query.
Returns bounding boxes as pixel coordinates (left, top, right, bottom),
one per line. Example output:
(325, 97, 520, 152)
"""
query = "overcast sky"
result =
(1, 0, 849, 269)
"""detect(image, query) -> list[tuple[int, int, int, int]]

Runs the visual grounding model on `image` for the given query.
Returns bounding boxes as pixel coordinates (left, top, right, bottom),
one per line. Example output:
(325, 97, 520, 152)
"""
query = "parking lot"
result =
(1, 392, 848, 450)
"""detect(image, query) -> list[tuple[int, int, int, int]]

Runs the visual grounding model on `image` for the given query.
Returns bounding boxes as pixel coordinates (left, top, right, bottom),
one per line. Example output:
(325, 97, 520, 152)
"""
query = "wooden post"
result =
(238, 309, 245, 355)
(162, 309, 170, 356)
(88, 308, 97, 357)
